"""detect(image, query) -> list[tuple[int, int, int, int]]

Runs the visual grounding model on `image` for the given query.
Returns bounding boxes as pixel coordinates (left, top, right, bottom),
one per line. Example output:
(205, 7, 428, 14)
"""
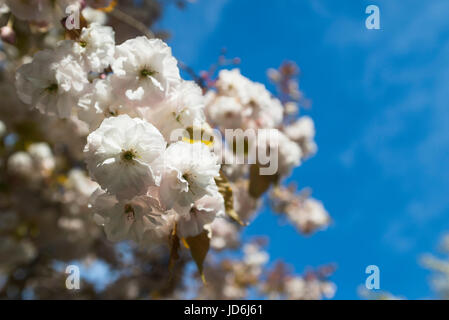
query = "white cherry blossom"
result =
(111, 37, 181, 105)
(73, 23, 115, 73)
(7, 151, 33, 177)
(84, 114, 166, 200)
(177, 185, 225, 238)
(206, 95, 243, 130)
(284, 116, 317, 157)
(78, 78, 138, 130)
(159, 141, 220, 215)
(214, 68, 283, 128)
(28, 142, 55, 174)
(82, 6, 108, 25)
(15, 42, 89, 118)
(288, 198, 330, 234)
(141, 80, 205, 141)
(91, 188, 164, 243)
(253, 129, 302, 176)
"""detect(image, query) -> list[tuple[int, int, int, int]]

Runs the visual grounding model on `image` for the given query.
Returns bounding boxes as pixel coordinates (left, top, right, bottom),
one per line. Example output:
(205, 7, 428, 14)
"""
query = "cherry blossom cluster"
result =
(0, 0, 80, 25)
(12, 8, 328, 253)
(7, 142, 55, 181)
(1, 0, 337, 299)
(420, 234, 449, 299)
(206, 69, 302, 177)
(261, 263, 336, 300)
(14, 16, 228, 248)
(202, 62, 327, 232)
(270, 185, 330, 235)
(196, 241, 336, 300)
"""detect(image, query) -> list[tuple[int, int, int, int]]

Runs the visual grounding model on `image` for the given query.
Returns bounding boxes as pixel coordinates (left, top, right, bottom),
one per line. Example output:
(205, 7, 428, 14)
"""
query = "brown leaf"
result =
(168, 225, 180, 274)
(248, 164, 279, 198)
(185, 231, 210, 284)
(215, 170, 245, 226)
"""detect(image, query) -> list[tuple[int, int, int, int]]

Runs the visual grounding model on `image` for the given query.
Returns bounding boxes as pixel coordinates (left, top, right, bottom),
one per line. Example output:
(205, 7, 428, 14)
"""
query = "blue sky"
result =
(157, 0, 449, 299)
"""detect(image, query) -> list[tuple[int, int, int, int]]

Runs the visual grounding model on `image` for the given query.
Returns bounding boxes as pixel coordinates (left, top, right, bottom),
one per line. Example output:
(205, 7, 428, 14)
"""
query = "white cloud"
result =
(329, 0, 449, 251)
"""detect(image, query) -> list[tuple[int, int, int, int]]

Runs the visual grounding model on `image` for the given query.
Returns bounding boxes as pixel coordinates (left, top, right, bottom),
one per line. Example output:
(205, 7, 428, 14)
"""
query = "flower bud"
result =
(0, 26, 15, 45)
